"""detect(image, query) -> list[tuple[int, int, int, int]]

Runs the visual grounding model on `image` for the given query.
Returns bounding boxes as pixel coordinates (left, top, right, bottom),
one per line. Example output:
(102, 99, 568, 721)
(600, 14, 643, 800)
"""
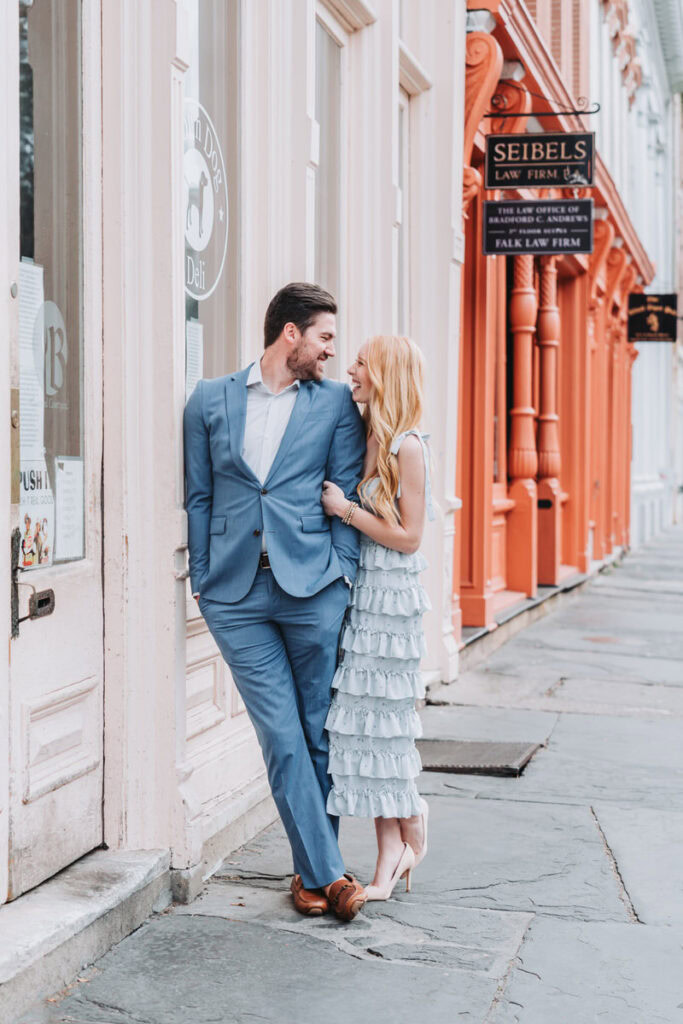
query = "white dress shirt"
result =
(243, 360, 299, 552)
(243, 360, 299, 483)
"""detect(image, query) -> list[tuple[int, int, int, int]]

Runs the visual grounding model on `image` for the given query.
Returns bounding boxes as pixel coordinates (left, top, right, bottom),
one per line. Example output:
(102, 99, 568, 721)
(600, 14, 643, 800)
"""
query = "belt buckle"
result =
(260, 552, 271, 570)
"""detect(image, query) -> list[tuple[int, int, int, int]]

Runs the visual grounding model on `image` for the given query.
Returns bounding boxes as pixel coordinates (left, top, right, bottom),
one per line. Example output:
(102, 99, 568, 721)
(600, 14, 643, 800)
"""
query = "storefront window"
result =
(397, 88, 410, 335)
(184, 0, 240, 393)
(18, 0, 84, 569)
(315, 18, 342, 300)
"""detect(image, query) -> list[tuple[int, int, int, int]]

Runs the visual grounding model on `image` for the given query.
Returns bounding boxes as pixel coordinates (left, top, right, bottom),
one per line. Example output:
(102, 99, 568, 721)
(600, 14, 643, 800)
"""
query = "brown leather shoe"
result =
(326, 873, 366, 922)
(290, 874, 329, 916)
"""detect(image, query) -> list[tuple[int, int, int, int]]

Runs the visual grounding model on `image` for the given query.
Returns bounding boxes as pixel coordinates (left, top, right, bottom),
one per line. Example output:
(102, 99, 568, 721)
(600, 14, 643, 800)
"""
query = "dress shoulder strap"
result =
(389, 429, 435, 521)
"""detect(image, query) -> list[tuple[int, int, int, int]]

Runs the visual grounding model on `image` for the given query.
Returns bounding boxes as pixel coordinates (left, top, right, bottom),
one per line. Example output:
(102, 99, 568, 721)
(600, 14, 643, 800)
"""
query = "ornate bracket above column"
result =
(489, 80, 532, 136)
(463, 30, 503, 214)
(589, 218, 615, 304)
(604, 246, 629, 355)
(605, 246, 629, 315)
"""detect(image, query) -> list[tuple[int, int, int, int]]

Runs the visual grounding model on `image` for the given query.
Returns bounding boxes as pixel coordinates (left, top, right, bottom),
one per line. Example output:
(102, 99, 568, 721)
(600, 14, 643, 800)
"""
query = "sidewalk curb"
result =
(1, 849, 170, 1023)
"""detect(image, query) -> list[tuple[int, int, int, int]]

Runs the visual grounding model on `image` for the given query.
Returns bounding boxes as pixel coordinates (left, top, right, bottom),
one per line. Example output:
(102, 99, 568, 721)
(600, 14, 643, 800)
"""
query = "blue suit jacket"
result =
(184, 365, 366, 602)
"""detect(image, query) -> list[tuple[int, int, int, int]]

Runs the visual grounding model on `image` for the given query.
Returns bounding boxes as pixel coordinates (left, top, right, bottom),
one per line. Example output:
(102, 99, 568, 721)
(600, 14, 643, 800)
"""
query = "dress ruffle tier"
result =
(326, 535, 427, 819)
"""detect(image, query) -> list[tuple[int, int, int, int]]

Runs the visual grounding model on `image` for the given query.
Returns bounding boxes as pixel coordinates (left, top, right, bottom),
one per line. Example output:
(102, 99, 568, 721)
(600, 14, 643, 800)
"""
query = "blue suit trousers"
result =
(199, 569, 349, 889)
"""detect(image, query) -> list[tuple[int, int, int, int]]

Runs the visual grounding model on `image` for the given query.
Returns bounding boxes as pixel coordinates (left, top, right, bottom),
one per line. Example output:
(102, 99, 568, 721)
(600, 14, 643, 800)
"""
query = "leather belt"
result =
(258, 552, 271, 569)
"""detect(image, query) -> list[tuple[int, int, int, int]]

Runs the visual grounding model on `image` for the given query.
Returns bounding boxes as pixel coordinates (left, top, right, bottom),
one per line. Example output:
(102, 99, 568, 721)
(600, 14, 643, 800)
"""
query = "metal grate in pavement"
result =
(417, 739, 542, 777)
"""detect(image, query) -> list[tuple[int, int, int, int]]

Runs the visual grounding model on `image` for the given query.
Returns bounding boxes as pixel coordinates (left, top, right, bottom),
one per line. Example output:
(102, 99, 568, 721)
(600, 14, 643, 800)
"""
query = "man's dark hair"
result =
(263, 282, 337, 348)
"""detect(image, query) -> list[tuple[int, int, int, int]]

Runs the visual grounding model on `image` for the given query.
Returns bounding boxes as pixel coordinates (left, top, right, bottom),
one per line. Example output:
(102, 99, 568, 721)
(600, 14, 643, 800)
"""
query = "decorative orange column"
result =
(536, 256, 563, 584)
(614, 266, 635, 547)
(507, 254, 538, 597)
(587, 218, 614, 564)
(453, 28, 503, 632)
(602, 246, 628, 554)
(625, 342, 639, 546)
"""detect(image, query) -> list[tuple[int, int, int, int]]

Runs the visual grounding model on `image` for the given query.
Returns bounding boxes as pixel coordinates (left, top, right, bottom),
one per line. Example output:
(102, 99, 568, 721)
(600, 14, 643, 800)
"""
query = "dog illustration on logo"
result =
(186, 169, 209, 236)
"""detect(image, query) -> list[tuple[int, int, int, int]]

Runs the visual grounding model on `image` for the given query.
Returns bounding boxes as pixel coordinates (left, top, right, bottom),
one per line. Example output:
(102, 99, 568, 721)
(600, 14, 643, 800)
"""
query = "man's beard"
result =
(286, 345, 326, 380)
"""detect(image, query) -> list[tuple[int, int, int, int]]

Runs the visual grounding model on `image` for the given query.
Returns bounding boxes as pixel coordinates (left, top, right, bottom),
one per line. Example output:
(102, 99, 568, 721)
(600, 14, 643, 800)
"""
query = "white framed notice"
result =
(54, 456, 84, 561)
(185, 318, 204, 400)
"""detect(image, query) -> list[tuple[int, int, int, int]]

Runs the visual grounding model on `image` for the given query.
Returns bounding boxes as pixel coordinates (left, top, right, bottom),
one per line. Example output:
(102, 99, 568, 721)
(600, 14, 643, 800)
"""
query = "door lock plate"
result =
(28, 589, 56, 620)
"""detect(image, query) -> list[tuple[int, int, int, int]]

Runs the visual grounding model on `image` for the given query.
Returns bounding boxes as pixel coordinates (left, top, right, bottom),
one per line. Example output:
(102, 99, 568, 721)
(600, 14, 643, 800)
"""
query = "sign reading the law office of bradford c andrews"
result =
(485, 132, 595, 189)
(483, 199, 594, 256)
(628, 294, 678, 342)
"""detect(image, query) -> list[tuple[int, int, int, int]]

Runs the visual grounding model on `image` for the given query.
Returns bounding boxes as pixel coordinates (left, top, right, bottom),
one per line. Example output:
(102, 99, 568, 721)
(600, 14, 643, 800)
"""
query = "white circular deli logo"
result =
(183, 99, 229, 301)
(33, 300, 68, 399)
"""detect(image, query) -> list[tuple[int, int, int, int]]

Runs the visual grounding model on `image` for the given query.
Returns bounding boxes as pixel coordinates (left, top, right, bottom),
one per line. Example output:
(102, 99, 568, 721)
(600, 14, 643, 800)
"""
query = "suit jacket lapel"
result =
(263, 380, 316, 487)
(224, 366, 260, 484)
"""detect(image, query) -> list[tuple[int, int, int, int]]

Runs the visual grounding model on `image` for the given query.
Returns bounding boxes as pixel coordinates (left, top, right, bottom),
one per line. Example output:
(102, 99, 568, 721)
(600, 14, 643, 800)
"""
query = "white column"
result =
(400, 0, 465, 684)
(102, 0, 187, 853)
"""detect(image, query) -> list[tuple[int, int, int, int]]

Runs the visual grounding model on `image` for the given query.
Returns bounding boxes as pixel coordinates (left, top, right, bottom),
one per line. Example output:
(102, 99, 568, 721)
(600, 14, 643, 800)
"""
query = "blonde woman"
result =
(322, 335, 433, 900)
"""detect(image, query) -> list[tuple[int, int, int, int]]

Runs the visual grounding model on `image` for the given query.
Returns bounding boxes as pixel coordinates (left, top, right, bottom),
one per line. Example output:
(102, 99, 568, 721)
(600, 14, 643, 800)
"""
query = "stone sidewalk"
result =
(16, 528, 683, 1024)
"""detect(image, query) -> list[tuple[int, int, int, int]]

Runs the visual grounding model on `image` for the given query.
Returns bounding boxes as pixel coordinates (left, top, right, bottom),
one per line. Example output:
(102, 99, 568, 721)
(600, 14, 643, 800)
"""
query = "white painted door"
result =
(3, 0, 103, 902)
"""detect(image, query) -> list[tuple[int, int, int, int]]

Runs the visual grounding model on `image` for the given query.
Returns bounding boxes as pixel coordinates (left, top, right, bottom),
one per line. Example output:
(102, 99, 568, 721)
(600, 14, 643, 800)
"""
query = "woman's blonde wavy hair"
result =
(357, 335, 425, 526)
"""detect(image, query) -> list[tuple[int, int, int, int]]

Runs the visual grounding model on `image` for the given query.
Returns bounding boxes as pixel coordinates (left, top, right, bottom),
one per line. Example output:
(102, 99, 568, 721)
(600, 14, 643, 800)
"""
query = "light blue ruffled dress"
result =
(326, 430, 435, 819)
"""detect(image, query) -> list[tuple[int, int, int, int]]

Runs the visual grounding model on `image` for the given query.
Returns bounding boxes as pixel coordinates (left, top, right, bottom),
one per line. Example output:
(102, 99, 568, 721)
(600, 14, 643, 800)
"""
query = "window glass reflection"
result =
(19, 0, 84, 568)
(184, 0, 240, 393)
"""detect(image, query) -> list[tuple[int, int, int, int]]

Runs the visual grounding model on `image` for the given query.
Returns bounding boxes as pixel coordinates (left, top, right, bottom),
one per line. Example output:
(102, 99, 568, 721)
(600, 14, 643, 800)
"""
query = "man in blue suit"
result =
(184, 283, 367, 921)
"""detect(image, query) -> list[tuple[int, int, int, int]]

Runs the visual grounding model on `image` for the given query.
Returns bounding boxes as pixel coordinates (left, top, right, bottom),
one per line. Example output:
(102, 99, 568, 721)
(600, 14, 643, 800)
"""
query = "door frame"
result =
(0, 0, 19, 907)
(0, 0, 104, 904)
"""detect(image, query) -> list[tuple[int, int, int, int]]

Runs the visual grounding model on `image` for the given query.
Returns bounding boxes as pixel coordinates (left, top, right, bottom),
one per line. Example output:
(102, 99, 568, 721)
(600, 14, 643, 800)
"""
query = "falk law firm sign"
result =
(485, 132, 595, 189)
(483, 199, 594, 256)
(628, 294, 678, 342)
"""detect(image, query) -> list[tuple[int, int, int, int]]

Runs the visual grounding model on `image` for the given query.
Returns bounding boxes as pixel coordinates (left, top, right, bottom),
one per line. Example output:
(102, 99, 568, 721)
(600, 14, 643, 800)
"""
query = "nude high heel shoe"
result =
(364, 842, 416, 902)
(402, 798, 429, 880)
(414, 798, 429, 870)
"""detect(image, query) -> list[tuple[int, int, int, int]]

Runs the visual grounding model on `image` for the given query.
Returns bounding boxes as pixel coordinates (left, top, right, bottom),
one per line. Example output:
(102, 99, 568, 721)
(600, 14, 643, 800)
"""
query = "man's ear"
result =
(283, 321, 300, 345)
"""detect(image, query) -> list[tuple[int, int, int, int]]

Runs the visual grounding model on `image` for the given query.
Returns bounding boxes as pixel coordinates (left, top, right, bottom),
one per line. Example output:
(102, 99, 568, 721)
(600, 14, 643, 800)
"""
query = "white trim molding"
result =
(320, 0, 376, 33)
(399, 40, 433, 95)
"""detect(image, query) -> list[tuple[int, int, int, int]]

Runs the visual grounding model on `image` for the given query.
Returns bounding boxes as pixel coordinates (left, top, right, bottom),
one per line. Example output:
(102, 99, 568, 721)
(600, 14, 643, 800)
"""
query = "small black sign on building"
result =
(483, 199, 594, 256)
(628, 294, 678, 342)
(485, 132, 595, 190)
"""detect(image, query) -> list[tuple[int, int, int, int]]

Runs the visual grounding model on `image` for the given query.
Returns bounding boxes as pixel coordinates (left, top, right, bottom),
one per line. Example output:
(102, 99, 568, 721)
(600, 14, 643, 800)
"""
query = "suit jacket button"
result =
(253, 529, 261, 536)
(261, 488, 268, 495)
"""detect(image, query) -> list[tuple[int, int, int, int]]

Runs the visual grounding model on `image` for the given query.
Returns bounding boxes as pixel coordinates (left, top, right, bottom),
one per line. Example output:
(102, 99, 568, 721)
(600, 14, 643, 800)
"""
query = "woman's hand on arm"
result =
(322, 434, 426, 554)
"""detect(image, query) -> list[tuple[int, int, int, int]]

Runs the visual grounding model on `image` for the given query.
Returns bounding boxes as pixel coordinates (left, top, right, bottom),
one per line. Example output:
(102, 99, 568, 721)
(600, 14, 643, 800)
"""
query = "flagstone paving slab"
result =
(475, 638, 683, 686)
(592, 804, 683, 926)
(174, 880, 533, 975)
(489, 917, 683, 1024)
(435, 670, 683, 717)
(18, 913, 507, 1024)
(419, 706, 558, 744)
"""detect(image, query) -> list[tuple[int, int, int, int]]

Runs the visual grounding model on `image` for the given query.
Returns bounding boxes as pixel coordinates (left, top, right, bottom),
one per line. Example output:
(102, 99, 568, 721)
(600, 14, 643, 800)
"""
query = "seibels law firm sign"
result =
(485, 132, 594, 189)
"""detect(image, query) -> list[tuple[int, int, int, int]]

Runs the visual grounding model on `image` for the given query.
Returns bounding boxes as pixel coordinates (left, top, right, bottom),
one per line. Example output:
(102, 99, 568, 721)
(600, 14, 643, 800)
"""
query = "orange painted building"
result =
(453, 1, 655, 638)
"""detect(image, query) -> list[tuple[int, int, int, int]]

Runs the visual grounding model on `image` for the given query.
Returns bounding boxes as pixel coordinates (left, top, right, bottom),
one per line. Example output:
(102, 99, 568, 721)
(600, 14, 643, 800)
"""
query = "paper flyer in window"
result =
(185, 318, 204, 401)
(18, 260, 54, 569)
(19, 462, 54, 570)
(19, 259, 46, 463)
(54, 456, 85, 562)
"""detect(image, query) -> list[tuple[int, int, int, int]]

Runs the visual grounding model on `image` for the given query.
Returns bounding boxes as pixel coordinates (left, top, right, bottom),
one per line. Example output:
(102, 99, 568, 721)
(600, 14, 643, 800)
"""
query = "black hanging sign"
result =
(483, 199, 594, 256)
(485, 132, 595, 189)
(628, 294, 678, 342)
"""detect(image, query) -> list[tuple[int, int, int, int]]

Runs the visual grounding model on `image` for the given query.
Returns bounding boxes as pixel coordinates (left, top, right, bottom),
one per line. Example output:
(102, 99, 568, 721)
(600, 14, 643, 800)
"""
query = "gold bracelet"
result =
(342, 501, 357, 525)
